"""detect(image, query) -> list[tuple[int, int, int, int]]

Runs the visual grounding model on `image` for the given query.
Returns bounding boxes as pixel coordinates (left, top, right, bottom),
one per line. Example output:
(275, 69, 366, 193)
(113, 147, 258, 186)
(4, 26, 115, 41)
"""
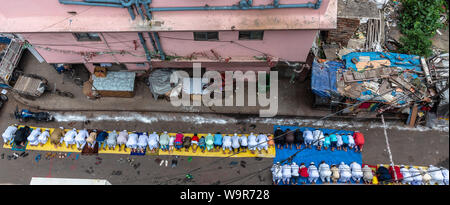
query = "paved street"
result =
(0, 94, 448, 185)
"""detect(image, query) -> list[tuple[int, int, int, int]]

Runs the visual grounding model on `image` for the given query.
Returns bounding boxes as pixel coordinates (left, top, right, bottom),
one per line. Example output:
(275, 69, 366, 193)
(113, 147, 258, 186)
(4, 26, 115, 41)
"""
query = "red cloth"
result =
(359, 102, 371, 109)
(389, 166, 404, 181)
(353, 132, 365, 146)
(192, 135, 199, 142)
(175, 133, 184, 143)
(299, 167, 309, 177)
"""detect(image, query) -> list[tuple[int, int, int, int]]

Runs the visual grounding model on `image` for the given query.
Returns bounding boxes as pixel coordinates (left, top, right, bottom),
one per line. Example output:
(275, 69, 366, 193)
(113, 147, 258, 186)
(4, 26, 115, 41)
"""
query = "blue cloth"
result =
(273, 125, 363, 185)
(311, 60, 344, 98)
(214, 134, 222, 145)
(96, 131, 108, 142)
(342, 52, 421, 71)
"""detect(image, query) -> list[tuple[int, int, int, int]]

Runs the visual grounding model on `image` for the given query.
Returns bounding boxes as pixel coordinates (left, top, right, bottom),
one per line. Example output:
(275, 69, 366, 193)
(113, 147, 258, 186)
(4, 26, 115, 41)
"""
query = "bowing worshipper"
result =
(307, 162, 320, 184)
(329, 133, 338, 152)
(341, 134, 349, 152)
(298, 163, 309, 185)
(86, 130, 97, 149)
(106, 130, 118, 150)
(285, 130, 295, 150)
(239, 134, 248, 153)
(158, 131, 169, 152)
(353, 131, 365, 152)
(282, 163, 292, 185)
(400, 165, 413, 185)
(441, 167, 449, 185)
(2, 124, 18, 145)
(37, 129, 50, 147)
(267, 134, 275, 148)
(27, 128, 41, 146)
(63, 128, 77, 149)
(428, 165, 445, 185)
(126, 132, 139, 153)
(389, 164, 404, 184)
(312, 129, 323, 148)
(191, 133, 199, 153)
(362, 165, 374, 184)
(408, 166, 422, 185)
(96, 130, 108, 151)
(303, 129, 314, 149)
(148, 132, 159, 153)
(323, 134, 331, 150)
(50, 127, 65, 149)
(319, 161, 332, 184)
(257, 133, 269, 154)
(271, 162, 282, 185)
(174, 133, 184, 152)
(137, 132, 149, 153)
(14, 126, 31, 148)
(376, 165, 392, 185)
(117, 130, 129, 152)
(182, 134, 191, 152)
(231, 133, 240, 154)
(347, 134, 355, 150)
(317, 132, 325, 151)
(198, 136, 206, 153)
(339, 162, 352, 184)
(293, 129, 303, 150)
(291, 162, 300, 185)
(350, 162, 363, 183)
(213, 132, 223, 152)
(205, 133, 214, 152)
(169, 133, 176, 153)
(222, 134, 233, 154)
(419, 167, 432, 185)
(75, 129, 88, 150)
(274, 127, 285, 149)
(330, 164, 340, 184)
(248, 133, 258, 154)
(336, 134, 343, 151)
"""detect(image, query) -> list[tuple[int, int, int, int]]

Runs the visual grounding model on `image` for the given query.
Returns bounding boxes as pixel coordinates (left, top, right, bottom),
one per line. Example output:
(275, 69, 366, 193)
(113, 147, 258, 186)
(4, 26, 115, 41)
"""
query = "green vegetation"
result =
(398, 0, 447, 57)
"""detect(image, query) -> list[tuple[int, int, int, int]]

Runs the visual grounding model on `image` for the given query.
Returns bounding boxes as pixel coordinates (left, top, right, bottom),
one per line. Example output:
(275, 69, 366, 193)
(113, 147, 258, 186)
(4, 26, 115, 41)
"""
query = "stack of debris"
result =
(428, 53, 450, 118)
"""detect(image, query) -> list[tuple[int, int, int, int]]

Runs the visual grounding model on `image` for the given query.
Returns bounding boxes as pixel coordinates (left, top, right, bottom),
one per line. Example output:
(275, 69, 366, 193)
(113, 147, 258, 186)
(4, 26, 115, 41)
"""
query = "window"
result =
(238, 31, 264, 40)
(73, 33, 101, 41)
(194, 32, 219, 41)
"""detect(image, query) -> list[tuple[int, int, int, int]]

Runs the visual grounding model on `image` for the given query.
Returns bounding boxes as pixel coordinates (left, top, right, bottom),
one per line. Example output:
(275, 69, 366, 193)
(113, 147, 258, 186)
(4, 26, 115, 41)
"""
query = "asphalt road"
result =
(0, 94, 448, 185)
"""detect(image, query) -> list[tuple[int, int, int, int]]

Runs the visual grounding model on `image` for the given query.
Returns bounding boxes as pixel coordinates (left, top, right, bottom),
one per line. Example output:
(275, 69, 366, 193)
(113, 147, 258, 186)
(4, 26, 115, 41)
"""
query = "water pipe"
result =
(137, 32, 152, 62)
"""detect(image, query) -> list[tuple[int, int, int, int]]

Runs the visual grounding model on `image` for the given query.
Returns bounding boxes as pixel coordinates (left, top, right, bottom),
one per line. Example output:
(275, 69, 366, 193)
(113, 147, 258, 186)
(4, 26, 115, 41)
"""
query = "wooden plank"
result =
(409, 104, 418, 127)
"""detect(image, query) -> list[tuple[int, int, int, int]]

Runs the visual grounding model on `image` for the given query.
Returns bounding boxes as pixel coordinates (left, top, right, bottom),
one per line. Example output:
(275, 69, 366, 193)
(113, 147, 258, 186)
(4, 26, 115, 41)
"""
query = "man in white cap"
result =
(330, 164, 340, 184)
(408, 166, 422, 185)
(231, 133, 240, 154)
(347, 134, 355, 150)
(362, 165, 374, 184)
(239, 134, 248, 153)
(222, 134, 233, 154)
(158, 131, 169, 152)
(147, 132, 159, 153)
(63, 128, 77, 149)
(303, 129, 314, 149)
(247, 133, 258, 154)
(312, 129, 323, 147)
(37, 129, 50, 146)
(350, 162, 363, 183)
(2, 124, 18, 145)
(117, 130, 128, 151)
(137, 132, 149, 153)
(257, 133, 269, 154)
(291, 162, 300, 185)
(271, 162, 282, 185)
(428, 165, 444, 185)
(339, 162, 352, 184)
(282, 163, 292, 185)
(106, 130, 118, 150)
(400, 165, 413, 185)
(419, 167, 432, 185)
(75, 129, 88, 150)
(27, 128, 41, 146)
(307, 162, 320, 184)
(319, 161, 331, 184)
(441, 167, 449, 185)
(126, 132, 139, 153)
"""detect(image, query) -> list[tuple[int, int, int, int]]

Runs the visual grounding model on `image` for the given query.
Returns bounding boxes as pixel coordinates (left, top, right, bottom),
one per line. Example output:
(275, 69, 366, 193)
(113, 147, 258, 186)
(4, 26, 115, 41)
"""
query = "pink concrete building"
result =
(0, 0, 337, 72)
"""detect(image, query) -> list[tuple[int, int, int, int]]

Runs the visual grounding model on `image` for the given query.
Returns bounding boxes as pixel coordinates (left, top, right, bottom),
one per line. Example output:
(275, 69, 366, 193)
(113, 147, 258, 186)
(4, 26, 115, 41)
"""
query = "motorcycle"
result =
(14, 106, 53, 122)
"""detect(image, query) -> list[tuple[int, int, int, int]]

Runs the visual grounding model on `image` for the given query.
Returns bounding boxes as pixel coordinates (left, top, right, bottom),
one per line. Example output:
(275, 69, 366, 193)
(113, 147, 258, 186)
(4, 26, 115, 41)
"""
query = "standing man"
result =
(282, 163, 292, 185)
(303, 129, 313, 149)
(117, 130, 129, 152)
(27, 128, 41, 146)
(350, 162, 363, 183)
(106, 130, 118, 150)
(362, 165, 374, 184)
(63, 128, 77, 149)
(2, 124, 18, 146)
(319, 161, 332, 184)
(239, 134, 248, 153)
(339, 162, 352, 184)
(248, 133, 258, 154)
(257, 133, 269, 154)
(291, 162, 300, 185)
(307, 162, 320, 184)
(37, 129, 50, 147)
(158, 131, 169, 152)
(148, 132, 159, 153)
(231, 133, 240, 154)
(50, 127, 65, 149)
(213, 132, 223, 152)
(137, 132, 149, 153)
(75, 129, 89, 150)
(205, 133, 214, 152)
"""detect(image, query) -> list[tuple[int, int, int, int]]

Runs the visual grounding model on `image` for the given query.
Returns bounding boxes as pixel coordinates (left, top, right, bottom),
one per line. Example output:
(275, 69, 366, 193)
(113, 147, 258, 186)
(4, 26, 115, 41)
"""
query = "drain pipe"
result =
(59, 0, 123, 7)
(153, 32, 165, 60)
(141, 0, 165, 60)
(138, 33, 152, 62)
(147, 33, 158, 55)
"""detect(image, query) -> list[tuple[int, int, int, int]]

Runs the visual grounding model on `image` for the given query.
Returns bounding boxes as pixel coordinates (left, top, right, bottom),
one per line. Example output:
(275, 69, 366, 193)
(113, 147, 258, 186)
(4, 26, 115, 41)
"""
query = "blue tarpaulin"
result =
(342, 52, 422, 71)
(273, 125, 363, 185)
(311, 60, 344, 98)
